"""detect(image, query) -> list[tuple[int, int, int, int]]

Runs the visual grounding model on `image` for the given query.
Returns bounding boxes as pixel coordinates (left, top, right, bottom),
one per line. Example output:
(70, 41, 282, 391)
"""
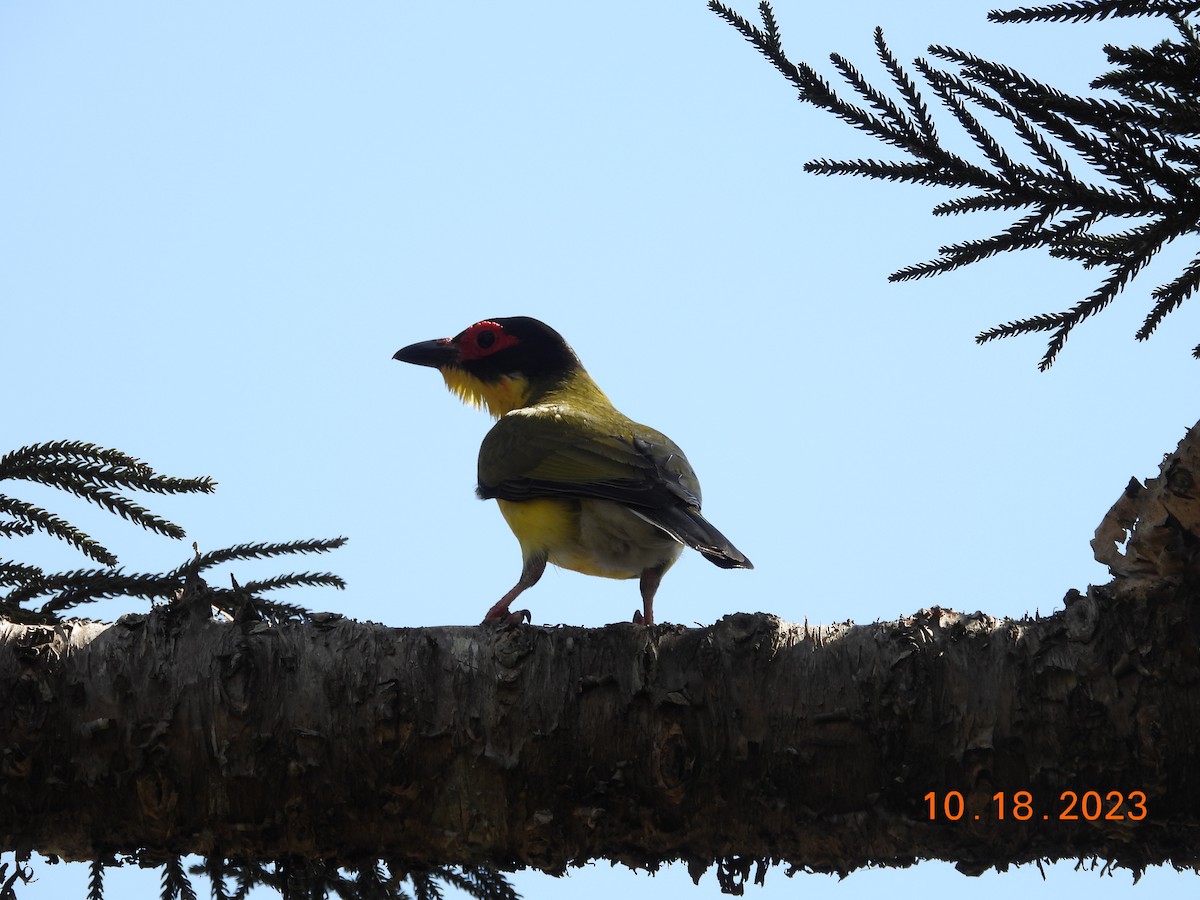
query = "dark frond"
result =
(88, 860, 104, 900)
(889, 211, 1053, 280)
(1, 856, 35, 900)
(935, 47, 1193, 202)
(828, 51, 931, 152)
(239, 572, 347, 595)
(989, 1, 1200, 25)
(0, 560, 45, 586)
(231, 860, 258, 900)
(1138, 252, 1200, 339)
(976, 311, 1071, 343)
(197, 856, 231, 900)
(875, 27, 939, 144)
(33, 570, 183, 618)
(0, 458, 215, 498)
(208, 593, 316, 626)
(897, 209, 1102, 281)
(931, 192, 1038, 215)
(1, 442, 347, 622)
(915, 60, 1018, 175)
(712, 1, 1200, 366)
(160, 855, 198, 900)
(0, 442, 217, 570)
(0, 442, 215, 495)
(45, 482, 186, 539)
(410, 872, 444, 900)
(0, 520, 35, 539)
(976, 242, 1170, 369)
(706, 1, 799, 85)
(432, 866, 521, 900)
(178, 537, 350, 577)
(0, 495, 118, 566)
(0, 440, 152, 474)
(802, 158, 948, 185)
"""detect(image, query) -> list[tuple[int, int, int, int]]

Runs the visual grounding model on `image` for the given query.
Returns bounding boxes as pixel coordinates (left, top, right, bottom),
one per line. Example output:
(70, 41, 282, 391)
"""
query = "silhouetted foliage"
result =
(710, 0, 1200, 368)
(0, 442, 516, 900)
(0, 441, 345, 624)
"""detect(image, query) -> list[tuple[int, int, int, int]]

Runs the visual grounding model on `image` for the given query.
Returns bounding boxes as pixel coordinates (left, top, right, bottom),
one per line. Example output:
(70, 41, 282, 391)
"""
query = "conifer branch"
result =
(160, 855, 197, 900)
(915, 61, 1078, 183)
(930, 193, 1038, 215)
(0, 459, 215, 497)
(0, 560, 45, 586)
(978, 227, 1174, 368)
(917, 61, 1019, 175)
(0, 856, 34, 899)
(0, 539, 349, 622)
(710, 0, 1200, 367)
(173, 537, 349, 578)
(0, 520, 35, 539)
(941, 49, 1195, 200)
(989, 1, 1200, 25)
(1169, 9, 1200, 45)
(874, 27, 939, 145)
(976, 311, 1072, 343)
(235, 862, 255, 900)
(87, 859, 104, 900)
(26, 569, 181, 616)
(0, 441, 349, 626)
(183, 858, 515, 900)
(202, 858, 232, 900)
(828, 53, 930, 153)
(1140, 252, 1200, 338)
(802, 158, 945, 185)
(2, 438, 527, 900)
(0, 442, 215, 496)
(0, 494, 118, 565)
(927, 49, 1163, 200)
(891, 211, 1049, 281)
(0, 441, 217, 569)
(708, 1, 799, 86)
(51, 481, 187, 539)
(434, 866, 522, 900)
(238, 572, 347, 595)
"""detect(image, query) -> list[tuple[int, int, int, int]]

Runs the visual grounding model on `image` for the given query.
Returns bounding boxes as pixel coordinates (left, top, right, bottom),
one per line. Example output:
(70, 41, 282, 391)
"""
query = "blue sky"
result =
(3, 1, 1198, 897)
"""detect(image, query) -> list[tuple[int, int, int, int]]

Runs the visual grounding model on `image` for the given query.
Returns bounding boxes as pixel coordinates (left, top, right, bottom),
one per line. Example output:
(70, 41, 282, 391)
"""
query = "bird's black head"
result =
(393, 317, 584, 415)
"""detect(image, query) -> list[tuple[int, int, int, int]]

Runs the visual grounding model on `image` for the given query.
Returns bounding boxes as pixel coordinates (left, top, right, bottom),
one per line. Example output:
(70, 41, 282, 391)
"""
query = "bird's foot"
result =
(482, 601, 531, 626)
(632, 609, 654, 626)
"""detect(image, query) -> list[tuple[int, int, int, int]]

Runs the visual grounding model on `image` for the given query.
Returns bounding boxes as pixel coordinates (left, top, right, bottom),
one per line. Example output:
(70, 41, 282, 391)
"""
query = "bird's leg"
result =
(633, 563, 667, 626)
(483, 554, 546, 625)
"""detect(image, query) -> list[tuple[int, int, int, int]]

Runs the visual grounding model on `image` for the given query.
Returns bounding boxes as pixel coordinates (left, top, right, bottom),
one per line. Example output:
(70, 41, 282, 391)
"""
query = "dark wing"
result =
(477, 405, 751, 569)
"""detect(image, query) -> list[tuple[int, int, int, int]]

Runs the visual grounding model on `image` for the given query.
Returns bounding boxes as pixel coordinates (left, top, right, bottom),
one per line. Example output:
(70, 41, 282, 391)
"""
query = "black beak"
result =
(393, 338, 457, 368)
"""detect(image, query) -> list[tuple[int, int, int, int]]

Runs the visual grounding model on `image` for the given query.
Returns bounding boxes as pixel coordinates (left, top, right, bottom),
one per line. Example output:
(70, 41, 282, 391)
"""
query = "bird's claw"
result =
(632, 609, 654, 626)
(482, 606, 531, 626)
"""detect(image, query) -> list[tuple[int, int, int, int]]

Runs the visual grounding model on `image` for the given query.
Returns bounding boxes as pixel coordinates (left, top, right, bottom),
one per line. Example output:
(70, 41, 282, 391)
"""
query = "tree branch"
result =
(5, 422, 1200, 883)
(709, 1, 1200, 368)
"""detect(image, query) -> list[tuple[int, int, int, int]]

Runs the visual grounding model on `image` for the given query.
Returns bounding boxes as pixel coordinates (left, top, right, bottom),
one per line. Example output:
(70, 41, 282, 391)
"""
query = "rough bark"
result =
(4, 424, 1200, 885)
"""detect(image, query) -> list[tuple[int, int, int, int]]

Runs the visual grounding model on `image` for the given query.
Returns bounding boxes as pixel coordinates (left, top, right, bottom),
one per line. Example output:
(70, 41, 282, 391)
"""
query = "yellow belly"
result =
(496, 498, 682, 579)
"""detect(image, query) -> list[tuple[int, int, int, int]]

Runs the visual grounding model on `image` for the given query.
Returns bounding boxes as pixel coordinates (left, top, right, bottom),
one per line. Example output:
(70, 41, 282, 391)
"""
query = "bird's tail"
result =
(635, 506, 753, 570)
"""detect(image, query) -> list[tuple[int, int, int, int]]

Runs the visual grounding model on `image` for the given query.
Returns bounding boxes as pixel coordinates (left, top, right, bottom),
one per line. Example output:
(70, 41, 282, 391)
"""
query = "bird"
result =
(392, 316, 751, 625)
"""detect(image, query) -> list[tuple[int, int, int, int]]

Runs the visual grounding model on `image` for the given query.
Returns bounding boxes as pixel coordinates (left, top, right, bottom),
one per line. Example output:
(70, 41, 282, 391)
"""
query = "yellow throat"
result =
(440, 369, 533, 418)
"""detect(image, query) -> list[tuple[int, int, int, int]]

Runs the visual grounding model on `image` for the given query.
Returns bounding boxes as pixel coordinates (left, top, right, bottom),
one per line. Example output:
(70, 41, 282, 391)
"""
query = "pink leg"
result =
(633, 564, 667, 626)
(483, 555, 546, 625)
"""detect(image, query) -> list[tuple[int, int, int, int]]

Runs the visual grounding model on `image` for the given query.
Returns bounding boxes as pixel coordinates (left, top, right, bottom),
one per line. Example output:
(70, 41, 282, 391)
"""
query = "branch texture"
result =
(5, 408, 1200, 888)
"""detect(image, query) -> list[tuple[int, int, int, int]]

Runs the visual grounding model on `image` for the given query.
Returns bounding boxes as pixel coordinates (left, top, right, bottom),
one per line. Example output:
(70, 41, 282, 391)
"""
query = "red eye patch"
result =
(455, 320, 520, 361)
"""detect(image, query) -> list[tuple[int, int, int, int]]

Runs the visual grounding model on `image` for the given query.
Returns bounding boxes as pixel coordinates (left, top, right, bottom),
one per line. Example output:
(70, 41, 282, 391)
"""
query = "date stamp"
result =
(924, 790, 1147, 822)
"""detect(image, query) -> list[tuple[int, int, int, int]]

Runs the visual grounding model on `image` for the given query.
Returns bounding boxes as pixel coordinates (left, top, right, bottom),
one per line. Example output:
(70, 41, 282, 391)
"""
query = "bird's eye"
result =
(477, 330, 496, 349)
